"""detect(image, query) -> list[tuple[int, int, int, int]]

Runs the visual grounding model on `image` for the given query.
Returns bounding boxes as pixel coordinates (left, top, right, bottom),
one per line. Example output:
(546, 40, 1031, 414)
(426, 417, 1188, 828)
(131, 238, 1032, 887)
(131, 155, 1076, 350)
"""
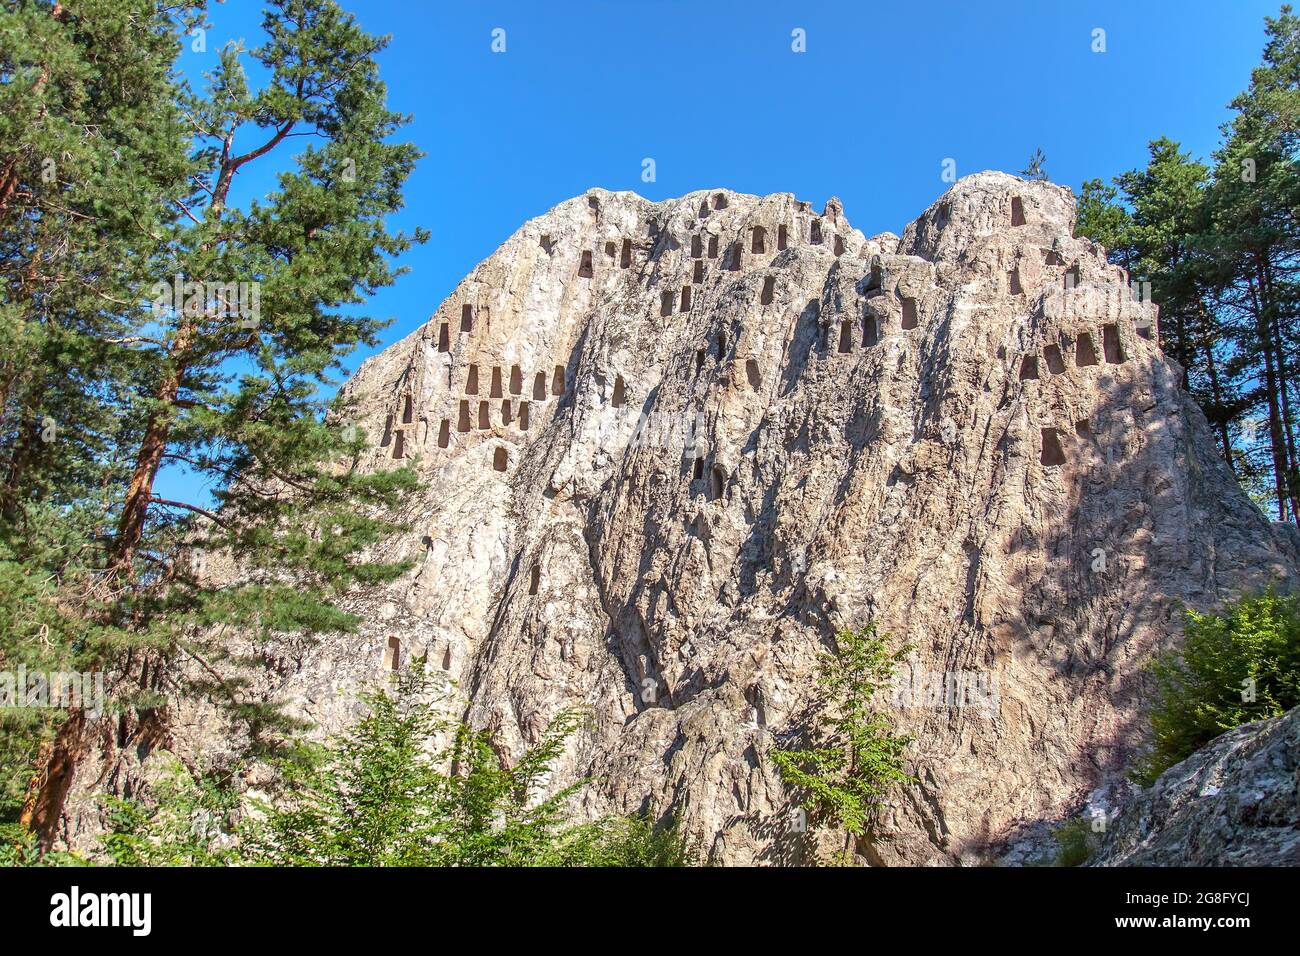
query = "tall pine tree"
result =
(1076, 6, 1300, 521)
(2, 0, 427, 848)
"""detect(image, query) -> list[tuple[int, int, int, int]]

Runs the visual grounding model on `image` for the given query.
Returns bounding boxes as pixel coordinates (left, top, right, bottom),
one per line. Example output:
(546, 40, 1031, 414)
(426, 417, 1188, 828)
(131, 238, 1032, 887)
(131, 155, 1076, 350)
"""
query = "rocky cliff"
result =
(1093, 706, 1300, 866)
(66, 171, 1300, 864)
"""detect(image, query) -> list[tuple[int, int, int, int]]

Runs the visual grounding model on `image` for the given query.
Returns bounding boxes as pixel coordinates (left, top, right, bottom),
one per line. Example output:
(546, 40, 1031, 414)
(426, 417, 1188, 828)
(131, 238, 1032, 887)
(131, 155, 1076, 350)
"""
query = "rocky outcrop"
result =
(1092, 707, 1300, 866)
(58, 172, 1300, 864)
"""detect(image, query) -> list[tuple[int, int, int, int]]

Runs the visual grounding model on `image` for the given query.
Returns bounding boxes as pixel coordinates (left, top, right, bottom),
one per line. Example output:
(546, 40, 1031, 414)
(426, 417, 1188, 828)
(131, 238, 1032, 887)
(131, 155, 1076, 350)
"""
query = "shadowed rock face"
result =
(59, 172, 1300, 864)
(1093, 707, 1300, 866)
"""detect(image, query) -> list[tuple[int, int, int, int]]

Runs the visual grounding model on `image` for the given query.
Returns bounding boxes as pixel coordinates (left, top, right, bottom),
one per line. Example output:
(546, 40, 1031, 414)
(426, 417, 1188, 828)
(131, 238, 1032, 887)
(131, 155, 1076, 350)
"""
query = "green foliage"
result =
(542, 814, 704, 867)
(0, 823, 86, 868)
(1132, 586, 1300, 785)
(95, 673, 700, 867)
(1020, 147, 1049, 181)
(0, 0, 201, 823)
(1075, 178, 1131, 252)
(1050, 817, 1098, 867)
(0, 516, 125, 825)
(770, 625, 912, 863)
(0, 0, 201, 520)
(247, 674, 581, 866)
(0, 0, 429, 843)
(100, 760, 243, 867)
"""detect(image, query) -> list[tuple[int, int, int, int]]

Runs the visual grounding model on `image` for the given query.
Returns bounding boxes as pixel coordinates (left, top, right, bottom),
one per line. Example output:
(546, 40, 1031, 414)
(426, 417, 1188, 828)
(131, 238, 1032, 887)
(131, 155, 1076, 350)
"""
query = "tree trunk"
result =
(1270, 309, 1299, 521)
(1260, 325, 1290, 521)
(23, 328, 190, 844)
(1247, 269, 1291, 521)
(19, 709, 86, 849)
(113, 328, 191, 570)
(1175, 310, 1191, 392)
(1202, 334, 1236, 476)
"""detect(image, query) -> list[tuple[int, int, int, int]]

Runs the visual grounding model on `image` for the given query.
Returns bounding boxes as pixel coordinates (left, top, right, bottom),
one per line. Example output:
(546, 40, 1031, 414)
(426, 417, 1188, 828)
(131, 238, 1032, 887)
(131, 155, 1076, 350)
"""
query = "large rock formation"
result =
(1092, 707, 1300, 866)
(61, 172, 1300, 864)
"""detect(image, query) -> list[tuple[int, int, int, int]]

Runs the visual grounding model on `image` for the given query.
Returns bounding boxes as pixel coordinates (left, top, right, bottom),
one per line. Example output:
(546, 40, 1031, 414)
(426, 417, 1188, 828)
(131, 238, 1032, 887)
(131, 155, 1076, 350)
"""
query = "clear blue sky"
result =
(157, 0, 1282, 501)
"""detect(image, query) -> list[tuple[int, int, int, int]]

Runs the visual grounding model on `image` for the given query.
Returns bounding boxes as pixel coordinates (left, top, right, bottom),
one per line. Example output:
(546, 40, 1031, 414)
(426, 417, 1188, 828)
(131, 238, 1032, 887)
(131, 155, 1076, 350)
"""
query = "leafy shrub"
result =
(100, 762, 243, 867)
(1132, 586, 1300, 785)
(89, 672, 699, 867)
(0, 823, 86, 867)
(542, 814, 704, 867)
(1050, 817, 1097, 867)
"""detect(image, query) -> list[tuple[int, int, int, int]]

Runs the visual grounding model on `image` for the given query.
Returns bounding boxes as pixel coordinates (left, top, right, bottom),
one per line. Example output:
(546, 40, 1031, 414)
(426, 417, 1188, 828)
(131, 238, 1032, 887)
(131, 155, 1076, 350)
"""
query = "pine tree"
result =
(0, 0, 203, 841)
(3, 0, 429, 848)
(1075, 178, 1133, 256)
(1021, 148, 1049, 181)
(1201, 6, 1300, 520)
(0, 0, 197, 524)
(1201, 124, 1299, 515)
(1074, 6, 1300, 520)
(1109, 139, 1244, 468)
(770, 625, 912, 865)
